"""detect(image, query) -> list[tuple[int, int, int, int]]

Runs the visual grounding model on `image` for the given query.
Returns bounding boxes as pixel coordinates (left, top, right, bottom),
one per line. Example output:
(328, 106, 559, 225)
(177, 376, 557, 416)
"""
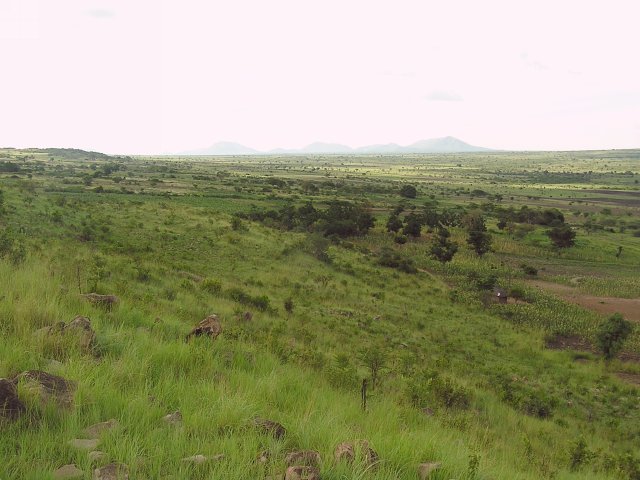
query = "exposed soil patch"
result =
(616, 372, 640, 386)
(545, 334, 593, 352)
(527, 280, 640, 322)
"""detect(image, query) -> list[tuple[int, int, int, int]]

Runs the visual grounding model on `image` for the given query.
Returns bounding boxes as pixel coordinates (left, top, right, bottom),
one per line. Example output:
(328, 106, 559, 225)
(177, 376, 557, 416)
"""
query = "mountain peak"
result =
(181, 137, 492, 155)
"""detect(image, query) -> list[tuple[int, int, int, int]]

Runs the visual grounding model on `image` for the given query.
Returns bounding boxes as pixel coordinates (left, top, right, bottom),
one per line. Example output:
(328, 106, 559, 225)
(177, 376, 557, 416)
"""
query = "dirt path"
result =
(526, 280, 640, 322)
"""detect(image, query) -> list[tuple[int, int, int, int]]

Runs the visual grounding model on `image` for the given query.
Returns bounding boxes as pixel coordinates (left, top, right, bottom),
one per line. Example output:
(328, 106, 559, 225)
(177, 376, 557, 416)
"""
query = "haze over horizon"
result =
(1, 0, 639, 155)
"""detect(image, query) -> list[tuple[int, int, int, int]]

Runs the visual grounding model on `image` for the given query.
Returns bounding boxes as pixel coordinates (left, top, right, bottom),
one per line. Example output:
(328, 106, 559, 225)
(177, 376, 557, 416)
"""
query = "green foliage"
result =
(386, 214, 403, 233)
(399, 184, 417, 198)
(430, 226, 458, 263)
(226, 287, 271, 311)
(569, 438, 595, 471)
(0, 229, 26, 265)
(547, 224, 576, 248)
(596, 313, 633, 360)
(520, 263, 538, 276)
(377, 247, 417, 273)
(201, 278, 222, 294)
(407, 369, 472, 410)
(402, 213, 421, 237)
(359, 345, 387, 389)
(464, 213, 492, 256)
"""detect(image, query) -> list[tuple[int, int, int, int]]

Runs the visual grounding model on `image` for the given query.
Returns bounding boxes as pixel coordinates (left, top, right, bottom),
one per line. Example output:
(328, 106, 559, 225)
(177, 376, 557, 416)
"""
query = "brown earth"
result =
(526, 280, 640, 322)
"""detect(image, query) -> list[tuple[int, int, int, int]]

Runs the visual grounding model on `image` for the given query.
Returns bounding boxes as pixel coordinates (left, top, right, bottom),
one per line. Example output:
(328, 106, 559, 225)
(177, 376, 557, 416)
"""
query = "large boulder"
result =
(0, 378, 25, 421)
(186, 315, 222, 342)
(13, 370, 76, 409)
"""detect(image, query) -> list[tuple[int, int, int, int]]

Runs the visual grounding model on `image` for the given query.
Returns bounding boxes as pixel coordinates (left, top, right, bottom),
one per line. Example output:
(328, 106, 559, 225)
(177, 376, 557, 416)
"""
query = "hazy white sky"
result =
(1, 0, 639, 154)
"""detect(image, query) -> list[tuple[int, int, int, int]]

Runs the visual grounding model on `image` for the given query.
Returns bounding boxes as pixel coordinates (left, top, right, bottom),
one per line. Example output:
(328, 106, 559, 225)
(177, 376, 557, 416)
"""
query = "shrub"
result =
(227, 287, 271, 311)
(547, 224, 576, 248)
(407, 370, 471, 410)
(201, 278, 222, 294)
(596, 313, 633, 360)
(520, 264, 538, 276)
(377, 247, 417, 273)
(400, 184, 417, 198)
(569, 438, 594, 471)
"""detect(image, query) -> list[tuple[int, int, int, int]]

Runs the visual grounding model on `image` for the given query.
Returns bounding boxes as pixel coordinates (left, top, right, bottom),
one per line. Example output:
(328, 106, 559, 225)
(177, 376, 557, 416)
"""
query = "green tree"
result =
(596, 313, 633, 360)
(430, 226, 458, 263)
(386, 214, 403, 233)
(465, 214, 492, 256)
(400, 184, 417, 198)
(402, 214, 421, 237)
(547, 224, 576, 248)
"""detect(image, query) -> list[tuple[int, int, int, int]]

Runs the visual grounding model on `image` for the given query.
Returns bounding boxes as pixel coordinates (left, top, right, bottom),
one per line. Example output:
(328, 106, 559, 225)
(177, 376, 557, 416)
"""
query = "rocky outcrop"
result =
(186, 315, 222, 341)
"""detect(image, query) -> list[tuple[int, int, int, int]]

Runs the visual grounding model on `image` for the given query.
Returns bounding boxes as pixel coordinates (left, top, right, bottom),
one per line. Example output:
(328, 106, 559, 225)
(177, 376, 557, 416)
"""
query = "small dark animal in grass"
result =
(81, 293, 119, 310)
(185, 315, 222, 342)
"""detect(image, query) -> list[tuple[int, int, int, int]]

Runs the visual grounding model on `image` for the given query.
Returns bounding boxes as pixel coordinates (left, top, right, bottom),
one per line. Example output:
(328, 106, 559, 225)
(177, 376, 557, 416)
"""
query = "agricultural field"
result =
(0, 147, 639, 479)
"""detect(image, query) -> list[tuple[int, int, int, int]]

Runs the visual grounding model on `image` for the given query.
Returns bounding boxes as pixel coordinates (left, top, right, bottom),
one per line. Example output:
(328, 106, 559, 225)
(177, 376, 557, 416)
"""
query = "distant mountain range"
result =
(180, 137, 493, 155)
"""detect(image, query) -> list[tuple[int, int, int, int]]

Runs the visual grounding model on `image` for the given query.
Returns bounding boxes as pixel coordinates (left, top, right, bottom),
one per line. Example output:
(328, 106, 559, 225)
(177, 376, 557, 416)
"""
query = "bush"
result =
(377, 247, 417, 273)
(547, 224, 576, 248)
(520, 264, 538, 276)
(226, 287, 271, 311)
(569, 438, 594, 471)
(400, 184, 417, 198)
(407, 370, 471, 410)
(201, 278, 222, 294)
(596, 313, 633, 360)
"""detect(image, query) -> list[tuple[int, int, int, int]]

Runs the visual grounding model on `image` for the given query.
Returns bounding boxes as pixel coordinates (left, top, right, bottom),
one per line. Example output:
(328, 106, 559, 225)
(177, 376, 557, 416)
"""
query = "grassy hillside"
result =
(0, 149, 639, 479)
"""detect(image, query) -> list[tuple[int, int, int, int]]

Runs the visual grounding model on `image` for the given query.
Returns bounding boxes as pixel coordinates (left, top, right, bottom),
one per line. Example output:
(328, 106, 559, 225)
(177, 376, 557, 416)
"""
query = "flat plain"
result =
(0, 147, 639, 479)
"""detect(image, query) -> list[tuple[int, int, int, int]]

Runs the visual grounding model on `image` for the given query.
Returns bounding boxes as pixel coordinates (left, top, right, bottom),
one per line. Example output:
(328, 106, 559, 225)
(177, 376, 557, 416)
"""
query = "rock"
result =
(335, 440, 377, 466)
(284, 450, 321, 467)
(254, 417, 286, 439)
(66, 315, 96, 351)
(182, 454, 207, 465)
(68, 438, 100, 450)
(88, 451, 107, 463)
(334, 442, 354, 463)
(0, 378, 25, 421)
(284, 465, 320, 480)
(181, 454, 224, 464)
(359, 440, 379, 467)
(13, 370, 76, 408)
(418, 462, 442, 480)
(53, 464, 84, 479)
(185, 314, 222, 341)
(34, 317, 96, 354)
(93, 463, 129, 480)
(163, 410, 182, 425)
(83, 419, 118, 439)
(256, 450, 270, 464)
(82, 293, 119, 310)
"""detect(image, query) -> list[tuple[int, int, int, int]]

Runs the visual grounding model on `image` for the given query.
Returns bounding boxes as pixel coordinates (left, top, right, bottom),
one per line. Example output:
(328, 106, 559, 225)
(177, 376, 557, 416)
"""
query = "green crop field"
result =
(0, 148, 639, 479)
